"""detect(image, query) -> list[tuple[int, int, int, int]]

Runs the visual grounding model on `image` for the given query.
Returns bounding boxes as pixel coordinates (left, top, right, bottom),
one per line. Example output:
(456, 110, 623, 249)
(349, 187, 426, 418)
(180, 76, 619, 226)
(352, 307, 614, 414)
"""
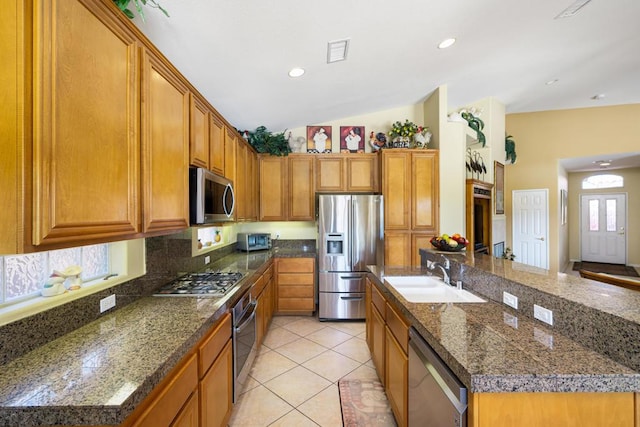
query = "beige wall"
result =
(505, 104, 640, 271)
(568, 168, 640, 266)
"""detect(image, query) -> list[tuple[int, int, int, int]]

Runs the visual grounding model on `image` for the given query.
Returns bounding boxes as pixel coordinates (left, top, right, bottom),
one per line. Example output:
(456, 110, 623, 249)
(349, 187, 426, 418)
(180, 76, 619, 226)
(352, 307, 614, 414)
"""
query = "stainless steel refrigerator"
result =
(318, 194, 383, 320)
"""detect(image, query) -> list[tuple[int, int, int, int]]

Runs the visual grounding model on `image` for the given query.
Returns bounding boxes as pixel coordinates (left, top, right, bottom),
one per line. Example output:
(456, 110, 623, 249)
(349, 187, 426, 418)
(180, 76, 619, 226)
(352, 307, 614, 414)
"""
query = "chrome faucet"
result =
(428, 254, 451, 285)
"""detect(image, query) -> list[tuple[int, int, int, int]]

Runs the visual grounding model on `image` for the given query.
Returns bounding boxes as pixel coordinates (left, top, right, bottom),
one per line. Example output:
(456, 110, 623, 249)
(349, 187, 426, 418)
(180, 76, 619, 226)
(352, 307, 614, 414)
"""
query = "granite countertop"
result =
(368, 264, 640, 394)
(0, 251, 283, 426)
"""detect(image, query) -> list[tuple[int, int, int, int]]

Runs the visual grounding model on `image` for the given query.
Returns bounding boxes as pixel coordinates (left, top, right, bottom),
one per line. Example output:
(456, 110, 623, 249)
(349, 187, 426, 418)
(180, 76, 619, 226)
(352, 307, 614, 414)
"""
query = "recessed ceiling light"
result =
(288, 67, 305, 78)
(545, 79, 559, 85)
(591, 93, 605, 100)
(593, 160, 612, 167)
(438, 38, 456, 49)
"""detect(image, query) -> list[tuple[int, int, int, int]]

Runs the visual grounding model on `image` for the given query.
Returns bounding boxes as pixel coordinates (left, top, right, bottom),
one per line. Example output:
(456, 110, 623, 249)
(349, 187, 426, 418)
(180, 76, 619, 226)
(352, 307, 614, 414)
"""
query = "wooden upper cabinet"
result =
(223, 129, 236, 183)
(316, 154, 378, 193)
(259, 156, 287, 221)
(247, 149, 258, 221)
(382, 152, 411, 230)
(141, 49, 190, 233)
(189, 94, 209, 169)
(209, 115, 225, 176)
(288, 155, 315, 221)
(235, 140, 248, 221)
(411, 151, 439, 232)
(315, 156, 345, 192)
(32, 0, 140, 246)
(1, 0, 25, 254)
(347, 155, 378, 192)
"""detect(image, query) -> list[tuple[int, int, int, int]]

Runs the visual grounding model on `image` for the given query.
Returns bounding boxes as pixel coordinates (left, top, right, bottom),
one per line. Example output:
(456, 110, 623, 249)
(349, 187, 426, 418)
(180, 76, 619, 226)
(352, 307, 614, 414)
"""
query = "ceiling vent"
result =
(555, 0, 593, 19)
(327, 39, 350, 63)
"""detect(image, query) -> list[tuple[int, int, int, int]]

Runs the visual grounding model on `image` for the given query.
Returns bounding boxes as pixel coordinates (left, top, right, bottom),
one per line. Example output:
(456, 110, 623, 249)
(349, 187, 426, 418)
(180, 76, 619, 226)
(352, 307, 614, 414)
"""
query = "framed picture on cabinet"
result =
(339, 126, 365, 153)
(494, 161, 504, 215)
(306, 126, 332, 153)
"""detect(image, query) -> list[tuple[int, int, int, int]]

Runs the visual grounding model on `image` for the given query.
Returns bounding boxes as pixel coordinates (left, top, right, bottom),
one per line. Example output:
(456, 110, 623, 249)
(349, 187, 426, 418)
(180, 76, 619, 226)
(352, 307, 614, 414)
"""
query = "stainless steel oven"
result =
(232, 290, 258, 402)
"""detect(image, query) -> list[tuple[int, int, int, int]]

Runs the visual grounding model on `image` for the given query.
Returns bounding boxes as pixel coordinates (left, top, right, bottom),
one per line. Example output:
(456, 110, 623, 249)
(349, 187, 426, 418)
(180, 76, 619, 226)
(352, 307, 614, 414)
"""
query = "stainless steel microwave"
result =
(237, 233, 271, 252)
(189, 168, 235, 224)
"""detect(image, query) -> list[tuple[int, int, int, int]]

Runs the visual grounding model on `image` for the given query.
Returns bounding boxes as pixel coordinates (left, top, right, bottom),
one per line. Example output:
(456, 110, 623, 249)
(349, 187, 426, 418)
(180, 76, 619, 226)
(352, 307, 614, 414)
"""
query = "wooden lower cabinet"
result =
(276, 258, 315, 315)
(128, 354, 198, 427)
(254, 263, 275, 347)
(368, 280, 410, 426)
(468, 391, 636, 427)
(172, 390, 199, 427)
(199, 340, 233, 427)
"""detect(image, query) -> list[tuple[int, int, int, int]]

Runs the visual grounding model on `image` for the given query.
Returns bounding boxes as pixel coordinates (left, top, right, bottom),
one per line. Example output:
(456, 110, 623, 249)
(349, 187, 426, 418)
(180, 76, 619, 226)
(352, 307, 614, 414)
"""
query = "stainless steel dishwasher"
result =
(408, 328, 467, 426)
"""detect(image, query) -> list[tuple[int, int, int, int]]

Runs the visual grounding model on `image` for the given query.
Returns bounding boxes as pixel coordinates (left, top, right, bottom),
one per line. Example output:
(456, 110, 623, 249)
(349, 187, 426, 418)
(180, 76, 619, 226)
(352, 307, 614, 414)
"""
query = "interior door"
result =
(512, 189, 549, 269)
(580, 194, 626, 264)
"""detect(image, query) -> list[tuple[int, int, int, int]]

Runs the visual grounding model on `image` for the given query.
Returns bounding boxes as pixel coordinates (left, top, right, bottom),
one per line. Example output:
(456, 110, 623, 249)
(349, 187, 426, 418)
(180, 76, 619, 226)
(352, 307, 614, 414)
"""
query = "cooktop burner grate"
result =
(155, 271, 244, 297)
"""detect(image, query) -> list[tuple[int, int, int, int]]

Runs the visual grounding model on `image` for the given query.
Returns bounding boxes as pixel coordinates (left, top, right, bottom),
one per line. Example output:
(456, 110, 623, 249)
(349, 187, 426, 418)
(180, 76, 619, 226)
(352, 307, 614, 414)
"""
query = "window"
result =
(0, 244, 110, 305)
(582, 174, 623, 189)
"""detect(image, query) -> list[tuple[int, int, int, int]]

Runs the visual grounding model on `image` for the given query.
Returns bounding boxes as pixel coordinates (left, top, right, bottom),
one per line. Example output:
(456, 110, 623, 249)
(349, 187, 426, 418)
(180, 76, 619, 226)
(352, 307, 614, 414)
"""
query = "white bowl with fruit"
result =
(430, 233, 468, 252)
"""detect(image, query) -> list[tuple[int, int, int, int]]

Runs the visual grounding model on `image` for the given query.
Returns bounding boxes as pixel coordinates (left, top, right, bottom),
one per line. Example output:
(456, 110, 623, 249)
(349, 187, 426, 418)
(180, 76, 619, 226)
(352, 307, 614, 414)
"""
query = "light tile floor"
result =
(228, 315, 380, 426)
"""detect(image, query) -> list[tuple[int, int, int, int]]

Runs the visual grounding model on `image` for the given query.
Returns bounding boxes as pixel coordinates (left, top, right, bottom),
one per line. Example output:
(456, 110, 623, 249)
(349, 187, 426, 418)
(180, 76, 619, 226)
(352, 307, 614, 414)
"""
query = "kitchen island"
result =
(367, 249, 640, 426)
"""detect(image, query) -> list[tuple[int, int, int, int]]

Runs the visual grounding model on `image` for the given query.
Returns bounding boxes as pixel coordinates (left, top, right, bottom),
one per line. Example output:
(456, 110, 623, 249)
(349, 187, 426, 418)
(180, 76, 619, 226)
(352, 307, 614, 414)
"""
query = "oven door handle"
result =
(235, 301, 258, 333)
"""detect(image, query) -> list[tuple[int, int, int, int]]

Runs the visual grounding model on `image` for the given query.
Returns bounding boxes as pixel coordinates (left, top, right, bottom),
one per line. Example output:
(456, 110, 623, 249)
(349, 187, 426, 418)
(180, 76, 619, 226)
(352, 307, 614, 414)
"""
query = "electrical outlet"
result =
(204, 255, 211, 264)
(100, 295, 116, 313)
(503, 291, 518, 309)
(275, 231, 280, 239)
(534, 304, 553, 325)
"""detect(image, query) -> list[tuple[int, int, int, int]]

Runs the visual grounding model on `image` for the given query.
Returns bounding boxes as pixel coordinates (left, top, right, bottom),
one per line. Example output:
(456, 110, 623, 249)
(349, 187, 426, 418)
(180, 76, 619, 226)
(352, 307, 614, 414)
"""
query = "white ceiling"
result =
(131, 0, 640, 141)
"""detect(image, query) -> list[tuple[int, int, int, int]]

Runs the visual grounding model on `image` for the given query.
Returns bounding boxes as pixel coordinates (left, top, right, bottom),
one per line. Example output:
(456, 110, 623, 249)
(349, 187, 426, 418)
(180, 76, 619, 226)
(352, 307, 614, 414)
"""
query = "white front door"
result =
(512, 189, 549, 269)
(580, 193, 627, 264)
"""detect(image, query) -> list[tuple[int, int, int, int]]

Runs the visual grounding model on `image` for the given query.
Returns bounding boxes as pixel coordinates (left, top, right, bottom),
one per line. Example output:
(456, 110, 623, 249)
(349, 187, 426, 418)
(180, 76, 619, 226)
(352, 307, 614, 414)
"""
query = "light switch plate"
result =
(503, 291, 518, 309)
(204, 256, 211, 264)
(534, 304, 553, 325)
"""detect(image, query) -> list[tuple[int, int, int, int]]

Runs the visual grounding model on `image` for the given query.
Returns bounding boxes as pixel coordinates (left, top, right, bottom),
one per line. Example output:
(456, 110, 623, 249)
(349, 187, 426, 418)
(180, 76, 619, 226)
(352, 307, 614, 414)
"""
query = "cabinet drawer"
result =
(132, 353, 198, 427)
(198, 313, 231, 378)
(277, 258, 314, 273)
(251, 274, 266, 299)
(386, 302, 409, 354)
(278, 298, 314, 311)
(264, 264, 274, 282)
(277, 273, 314, 286)
(371, 284, 386, 320)
(279, 285, 314, 298)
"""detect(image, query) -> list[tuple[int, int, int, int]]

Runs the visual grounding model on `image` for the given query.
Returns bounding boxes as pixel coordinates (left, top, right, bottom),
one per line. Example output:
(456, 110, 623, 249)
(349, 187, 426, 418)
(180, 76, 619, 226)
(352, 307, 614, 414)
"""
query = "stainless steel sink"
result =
(383, 276, 486, 303)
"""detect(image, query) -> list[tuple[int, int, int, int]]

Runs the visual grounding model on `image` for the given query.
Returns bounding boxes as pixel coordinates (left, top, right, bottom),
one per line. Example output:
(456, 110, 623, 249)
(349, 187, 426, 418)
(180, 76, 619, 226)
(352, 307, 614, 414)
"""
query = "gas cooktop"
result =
(154, 271, 244, 297)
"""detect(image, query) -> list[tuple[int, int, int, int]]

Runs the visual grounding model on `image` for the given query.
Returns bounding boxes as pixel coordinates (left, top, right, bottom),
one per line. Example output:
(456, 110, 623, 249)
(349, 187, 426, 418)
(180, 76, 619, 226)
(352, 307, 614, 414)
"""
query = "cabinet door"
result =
(1, 0, 25, 253)
(382, 152, 411, 230)
(365, 278, 372, 351)
(411, 151, 439, 232)
(209, 115, 225, 176)
(141, 49, 190, 233)
(411, 233, 433, 268)
(347, 155, 378, 192)
(385, 327, 408, 427)
(315, 156, 345, 191)
(235, 141, 248, 221)
(189, 94, 209, 168)
(384, 231, 411, 267)
(371, 303, 386, 386)
(255, 290, 266, 347)
(289, 155, 315, 220)
(223, 129, 236, 184)
(171, 390, 199, 427)
(200, 340, 233, 427)
(247, 150, 258, 221)
(33, 0, 140, 245)
(259, 156, 287, 221)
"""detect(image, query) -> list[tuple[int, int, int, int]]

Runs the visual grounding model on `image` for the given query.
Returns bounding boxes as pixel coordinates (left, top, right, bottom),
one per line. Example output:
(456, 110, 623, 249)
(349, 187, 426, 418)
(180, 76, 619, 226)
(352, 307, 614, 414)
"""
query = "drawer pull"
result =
(340, 275, 363, 280)
(340, 296, 364, 301)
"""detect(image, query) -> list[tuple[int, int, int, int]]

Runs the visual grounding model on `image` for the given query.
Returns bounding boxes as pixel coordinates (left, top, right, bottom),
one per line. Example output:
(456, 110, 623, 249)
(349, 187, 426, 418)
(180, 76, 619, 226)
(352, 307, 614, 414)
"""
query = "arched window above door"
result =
(582, 174, 624, 190)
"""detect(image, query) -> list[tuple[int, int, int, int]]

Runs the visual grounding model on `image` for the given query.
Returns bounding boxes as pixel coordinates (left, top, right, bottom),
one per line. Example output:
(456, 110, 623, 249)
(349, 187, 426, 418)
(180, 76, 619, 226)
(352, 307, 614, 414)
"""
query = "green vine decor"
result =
(461, 111, 486, 147)
(113, 0, 169, 22)
(245, 126, 291, 156)
(505, 134, 517, 164)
